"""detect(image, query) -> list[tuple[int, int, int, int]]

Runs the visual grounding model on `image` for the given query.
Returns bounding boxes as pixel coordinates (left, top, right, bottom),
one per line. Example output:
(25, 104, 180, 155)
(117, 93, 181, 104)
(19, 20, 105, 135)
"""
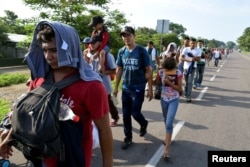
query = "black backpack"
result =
(10, 72, 80, 159)
(154, 81, 162, 100)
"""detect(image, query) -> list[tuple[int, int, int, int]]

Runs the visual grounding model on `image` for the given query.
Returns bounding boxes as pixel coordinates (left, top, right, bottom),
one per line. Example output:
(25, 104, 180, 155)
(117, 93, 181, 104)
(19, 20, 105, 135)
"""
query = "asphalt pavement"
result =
(2, 52, 250, 167)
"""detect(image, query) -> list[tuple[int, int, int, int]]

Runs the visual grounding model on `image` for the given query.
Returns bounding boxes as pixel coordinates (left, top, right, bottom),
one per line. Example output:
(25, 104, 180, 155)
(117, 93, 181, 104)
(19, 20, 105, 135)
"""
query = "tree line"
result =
(1, 0, 245, 59)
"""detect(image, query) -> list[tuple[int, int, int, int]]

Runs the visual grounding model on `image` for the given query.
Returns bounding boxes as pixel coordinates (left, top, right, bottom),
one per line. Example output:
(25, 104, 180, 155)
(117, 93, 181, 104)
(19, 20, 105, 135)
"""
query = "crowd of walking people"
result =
(0, 15, 233, 167)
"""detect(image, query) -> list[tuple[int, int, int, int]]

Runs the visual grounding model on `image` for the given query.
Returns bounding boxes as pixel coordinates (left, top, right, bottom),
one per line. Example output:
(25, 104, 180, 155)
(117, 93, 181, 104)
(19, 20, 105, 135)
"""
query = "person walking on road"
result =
(177, 36, 190, 74)
(180, 38, 201, 102)
(153, 57, 183, 160)
(162, 42, 178, 63)
(193, 40, 206, 88)
(145, 41, 160, 90)
(0, 21, 113, 167)
(113, 26, 153, 150)
(213, 48, 220, 67)
(85, 35, 120, 127)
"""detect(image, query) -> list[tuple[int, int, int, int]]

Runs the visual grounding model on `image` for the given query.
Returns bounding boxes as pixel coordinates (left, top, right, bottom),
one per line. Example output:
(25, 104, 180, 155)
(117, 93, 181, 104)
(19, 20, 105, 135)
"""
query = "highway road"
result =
(2, 51, 250, 167)
(92, 51, 250, 167)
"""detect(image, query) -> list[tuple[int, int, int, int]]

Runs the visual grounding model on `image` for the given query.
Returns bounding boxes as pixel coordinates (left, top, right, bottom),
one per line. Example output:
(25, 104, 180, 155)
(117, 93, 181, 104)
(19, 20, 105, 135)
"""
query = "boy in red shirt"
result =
(88, 15, 110, 73)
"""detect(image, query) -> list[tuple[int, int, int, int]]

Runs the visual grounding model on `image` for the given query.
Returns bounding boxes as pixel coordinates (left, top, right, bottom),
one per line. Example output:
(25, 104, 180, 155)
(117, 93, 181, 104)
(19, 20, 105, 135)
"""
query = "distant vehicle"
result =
(238, 49, 241, 53)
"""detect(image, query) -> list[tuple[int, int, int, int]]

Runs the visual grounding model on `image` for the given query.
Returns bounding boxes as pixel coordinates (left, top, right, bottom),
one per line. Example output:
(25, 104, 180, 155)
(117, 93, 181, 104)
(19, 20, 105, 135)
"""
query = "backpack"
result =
(104, 53, 116, 81)
(154, 80, 162, 100)
(10, 72, 80, 160)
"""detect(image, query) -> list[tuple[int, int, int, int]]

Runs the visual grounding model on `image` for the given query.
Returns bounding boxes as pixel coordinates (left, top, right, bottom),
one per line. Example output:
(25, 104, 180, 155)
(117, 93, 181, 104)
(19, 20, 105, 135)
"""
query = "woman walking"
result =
(153, 57, 182, 160)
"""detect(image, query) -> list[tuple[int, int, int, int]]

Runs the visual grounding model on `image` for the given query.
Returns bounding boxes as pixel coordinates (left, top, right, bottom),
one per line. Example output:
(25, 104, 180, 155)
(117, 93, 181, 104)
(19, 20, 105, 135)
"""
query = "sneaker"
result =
(186, 98, 192, 103)
(140, 121, 148, 137)
(110, 119, 119, 127)
(193, 84, 197, 89)
(121, 137, 132, 150)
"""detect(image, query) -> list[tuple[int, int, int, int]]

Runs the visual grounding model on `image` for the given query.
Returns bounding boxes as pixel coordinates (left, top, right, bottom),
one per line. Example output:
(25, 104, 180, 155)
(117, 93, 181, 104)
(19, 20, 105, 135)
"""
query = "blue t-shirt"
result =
(116, 45, 150, 89)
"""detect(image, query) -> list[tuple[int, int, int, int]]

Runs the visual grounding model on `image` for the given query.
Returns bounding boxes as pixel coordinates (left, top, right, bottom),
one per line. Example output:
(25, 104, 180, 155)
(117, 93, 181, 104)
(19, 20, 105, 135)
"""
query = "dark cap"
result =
(88, 15, 104, 27)
(120, 26, 135, 36)
(82, 37, 91, 44)
(183, 36, 190, 40)
(89, 35, 102, 44)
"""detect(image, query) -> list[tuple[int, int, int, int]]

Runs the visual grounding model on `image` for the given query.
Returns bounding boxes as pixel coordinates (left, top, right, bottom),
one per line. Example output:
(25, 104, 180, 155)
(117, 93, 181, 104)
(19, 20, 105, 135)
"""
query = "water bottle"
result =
(87, 52, 94, 60)
(0, 159, 10, 167)
(59, 103, 80, 122)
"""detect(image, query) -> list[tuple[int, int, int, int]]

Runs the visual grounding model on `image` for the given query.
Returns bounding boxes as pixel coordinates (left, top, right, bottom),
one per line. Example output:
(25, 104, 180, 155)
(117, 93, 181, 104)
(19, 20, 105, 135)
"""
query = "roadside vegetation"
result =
(0, 73, 29, 87)
(0, 73, 29, 119)
(0, 99, 10, 120)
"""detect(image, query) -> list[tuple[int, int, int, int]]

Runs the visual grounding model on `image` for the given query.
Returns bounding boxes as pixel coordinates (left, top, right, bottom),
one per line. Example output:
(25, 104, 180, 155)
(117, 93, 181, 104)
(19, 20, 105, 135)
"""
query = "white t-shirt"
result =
(182, 47, 201, 70)
(214, 50, 220, 58)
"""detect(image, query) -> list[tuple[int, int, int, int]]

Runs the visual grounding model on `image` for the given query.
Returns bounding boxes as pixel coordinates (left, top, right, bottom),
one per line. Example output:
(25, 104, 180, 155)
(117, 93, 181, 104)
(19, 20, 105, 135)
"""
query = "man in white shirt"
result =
(180, 38, 201, 102)
(193, 40, 206, 89)
(177, 36, 190, 74)
(145, 41, 160, 90)
(213, 48, 220, 67)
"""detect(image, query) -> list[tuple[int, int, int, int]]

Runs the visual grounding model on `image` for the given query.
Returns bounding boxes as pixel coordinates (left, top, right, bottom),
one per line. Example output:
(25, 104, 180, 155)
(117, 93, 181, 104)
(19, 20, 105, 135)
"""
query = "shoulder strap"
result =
(44, 72, 80, 90)
(138, 45, 145, 69)
(118, 46, 127, 62)
(55, 74, 81, 90)
(120, 46, 126, 55)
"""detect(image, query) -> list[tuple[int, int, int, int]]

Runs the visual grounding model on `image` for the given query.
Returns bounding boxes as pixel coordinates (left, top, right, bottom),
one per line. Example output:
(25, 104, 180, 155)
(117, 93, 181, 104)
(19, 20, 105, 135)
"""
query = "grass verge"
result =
(0, 73, 29, 87)
(0, 99, 10, 120)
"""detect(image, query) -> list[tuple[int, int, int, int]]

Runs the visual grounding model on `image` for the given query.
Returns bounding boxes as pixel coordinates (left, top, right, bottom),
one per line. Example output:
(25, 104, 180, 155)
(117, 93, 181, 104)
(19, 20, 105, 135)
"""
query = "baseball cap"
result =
(120, 26, 135, 36)
(88, 15, 104, 27)
(183, 36, 190, 40)
(82, 37, 91, 44)
(89, 35, 102, 44)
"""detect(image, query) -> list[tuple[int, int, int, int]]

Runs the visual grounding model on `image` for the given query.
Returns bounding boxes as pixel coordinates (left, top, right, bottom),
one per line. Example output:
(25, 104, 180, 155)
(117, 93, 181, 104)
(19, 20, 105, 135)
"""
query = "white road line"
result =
(195, 87, 208, 100)
(145, 121, 185, 167)
(210, 75, 216, 81)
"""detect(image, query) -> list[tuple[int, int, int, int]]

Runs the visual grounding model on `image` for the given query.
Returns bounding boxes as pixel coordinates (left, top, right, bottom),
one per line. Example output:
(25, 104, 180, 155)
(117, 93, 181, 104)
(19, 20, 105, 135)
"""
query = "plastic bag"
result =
(92, 122, 100, 149)
(111, 95, 119, 105)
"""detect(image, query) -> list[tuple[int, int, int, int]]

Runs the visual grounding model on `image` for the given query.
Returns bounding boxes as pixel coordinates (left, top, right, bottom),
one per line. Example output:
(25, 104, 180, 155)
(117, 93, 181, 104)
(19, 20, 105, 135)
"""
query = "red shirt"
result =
(29, 73, 109, 167)
(91, 28, 110, 52)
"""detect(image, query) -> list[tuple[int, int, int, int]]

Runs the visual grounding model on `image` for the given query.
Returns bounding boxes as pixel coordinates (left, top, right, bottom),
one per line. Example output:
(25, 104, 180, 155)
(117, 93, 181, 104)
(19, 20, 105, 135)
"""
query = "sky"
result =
(0, 0, 249, 43)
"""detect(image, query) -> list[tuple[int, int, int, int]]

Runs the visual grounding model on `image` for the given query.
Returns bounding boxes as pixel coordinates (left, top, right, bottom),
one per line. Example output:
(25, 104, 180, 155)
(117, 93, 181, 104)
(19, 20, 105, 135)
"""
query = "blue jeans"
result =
(214, 58, 219, 67)
(184, 68, 195, 99)
(122, 88, 147, 138)
(178, 61, 184, 74)
(194, 64, 205, 86)
(160, 98, 179, 134)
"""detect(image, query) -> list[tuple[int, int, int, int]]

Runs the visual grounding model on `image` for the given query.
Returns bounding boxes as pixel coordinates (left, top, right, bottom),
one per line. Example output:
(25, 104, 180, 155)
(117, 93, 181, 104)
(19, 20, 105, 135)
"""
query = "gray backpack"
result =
(10, 73, 80, 159)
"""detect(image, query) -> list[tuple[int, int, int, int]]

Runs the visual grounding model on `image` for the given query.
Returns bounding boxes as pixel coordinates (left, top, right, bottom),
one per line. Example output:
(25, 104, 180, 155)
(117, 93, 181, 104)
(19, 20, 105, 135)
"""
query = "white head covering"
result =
(165, 42, 177, 54)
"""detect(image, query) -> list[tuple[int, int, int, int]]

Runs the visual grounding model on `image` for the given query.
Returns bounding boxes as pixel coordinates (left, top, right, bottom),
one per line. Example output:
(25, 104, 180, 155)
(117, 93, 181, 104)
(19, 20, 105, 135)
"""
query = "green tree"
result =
(0, 20, 9, 45)
(169, 22, 187, 37)
(135, 31, 180, 53)
(206, 39, 226, 49)
(1, 10, 30, 34)
(23, 0, 128, 56)
(226, 41, 236, 50)
(3, 10, 18, 26)
(237, 27, 250, 52)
